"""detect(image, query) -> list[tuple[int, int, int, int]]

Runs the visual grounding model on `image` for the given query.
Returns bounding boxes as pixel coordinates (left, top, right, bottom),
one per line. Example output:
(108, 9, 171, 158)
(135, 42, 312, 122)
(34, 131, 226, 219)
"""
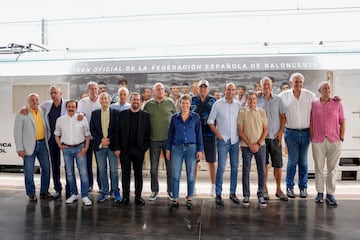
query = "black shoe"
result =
(215, 195, 224, 206)
(170, 200, 179, 210)
(186, 199, 193, 210)
(65, 191, 72, 199)
(29, 195, 38, 203)
(120, 197, 130, 205)
(40, 192, 54, 201)
(135, 197, 145, 206)
(229, 193, 240, 204)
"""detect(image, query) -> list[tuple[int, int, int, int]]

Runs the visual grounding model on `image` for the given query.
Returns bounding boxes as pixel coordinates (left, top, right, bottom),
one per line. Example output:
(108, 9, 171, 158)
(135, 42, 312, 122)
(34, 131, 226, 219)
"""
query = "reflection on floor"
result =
(0, 190, 359, 240)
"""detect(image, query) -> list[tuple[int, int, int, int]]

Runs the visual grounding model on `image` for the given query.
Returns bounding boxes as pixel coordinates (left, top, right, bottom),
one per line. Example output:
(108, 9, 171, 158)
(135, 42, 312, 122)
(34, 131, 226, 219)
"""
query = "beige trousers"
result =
(312, 138, 342, 194)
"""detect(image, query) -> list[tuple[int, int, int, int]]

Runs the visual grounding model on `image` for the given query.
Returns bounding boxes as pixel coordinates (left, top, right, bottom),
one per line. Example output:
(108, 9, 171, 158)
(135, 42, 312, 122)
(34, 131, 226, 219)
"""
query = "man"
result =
(115, 93, 151, 206)
(90, 92, 121, 203)
(111, 76, 129, 103)
(169, 82, 181, 111)
(191, 79, 217, 197)
(238, 90, 268, 207)
(208, 82, 242, 206)
(54, 100, 92, 206)
(143, 82, 177, 201)
(98, 81, 107, 94)
(310, 81, 345, 205)
(279, 72, 316, 198)
(78, 81, 101, 192)
(14, 93, 54, 203)
(181, 82, 191, 94)
(40, 86, 69, 199)
(140, 87, 152, 102)
(280, 82, 290, 93)
(210, 89, 221, 100)
(257, 77, 288, 201)
(110, 87, 130, 112)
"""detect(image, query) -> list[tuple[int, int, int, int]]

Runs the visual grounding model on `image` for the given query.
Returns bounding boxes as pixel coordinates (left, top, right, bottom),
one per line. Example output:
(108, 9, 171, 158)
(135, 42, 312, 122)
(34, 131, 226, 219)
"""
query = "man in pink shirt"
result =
(310, 81, 345, 206)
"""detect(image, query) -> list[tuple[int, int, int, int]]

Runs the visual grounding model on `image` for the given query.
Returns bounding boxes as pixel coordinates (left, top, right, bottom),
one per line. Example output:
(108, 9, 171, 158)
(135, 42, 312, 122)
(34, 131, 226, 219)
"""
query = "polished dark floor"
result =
(0, 189, 359, 240)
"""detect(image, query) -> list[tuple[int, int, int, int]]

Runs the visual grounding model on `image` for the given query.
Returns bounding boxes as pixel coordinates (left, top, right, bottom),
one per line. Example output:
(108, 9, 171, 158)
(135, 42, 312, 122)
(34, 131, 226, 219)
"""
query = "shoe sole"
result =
(326, 199, 337, 205)
(315, 199, 324, 203)
(242, 203, 250, 207)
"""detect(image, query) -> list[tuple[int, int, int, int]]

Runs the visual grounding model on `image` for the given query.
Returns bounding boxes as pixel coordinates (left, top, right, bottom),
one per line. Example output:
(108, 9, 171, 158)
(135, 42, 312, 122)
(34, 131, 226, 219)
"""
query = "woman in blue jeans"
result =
(166, 94, 204, 210)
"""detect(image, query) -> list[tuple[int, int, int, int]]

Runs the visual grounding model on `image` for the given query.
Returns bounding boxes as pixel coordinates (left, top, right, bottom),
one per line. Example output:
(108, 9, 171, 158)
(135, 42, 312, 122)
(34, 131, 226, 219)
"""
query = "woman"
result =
(166, 94, 203, 210)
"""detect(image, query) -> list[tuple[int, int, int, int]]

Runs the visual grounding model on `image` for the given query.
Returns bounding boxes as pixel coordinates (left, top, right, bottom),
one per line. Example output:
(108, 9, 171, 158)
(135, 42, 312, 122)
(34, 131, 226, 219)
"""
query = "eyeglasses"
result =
(50, 92, 59, 95)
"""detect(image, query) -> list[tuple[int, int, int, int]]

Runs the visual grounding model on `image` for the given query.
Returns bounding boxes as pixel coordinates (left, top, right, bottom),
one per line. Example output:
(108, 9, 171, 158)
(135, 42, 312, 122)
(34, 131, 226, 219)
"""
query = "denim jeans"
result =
(62, 144, 89, 198)
(149, 141, 172, 193)
(171, 144, 196, 199)
(23, 140, 51, 197)
(242, 146, 266, 197)
(95, 148, 119, 195)
(284, 128, 310, 190)
(215, 139, 239, 196)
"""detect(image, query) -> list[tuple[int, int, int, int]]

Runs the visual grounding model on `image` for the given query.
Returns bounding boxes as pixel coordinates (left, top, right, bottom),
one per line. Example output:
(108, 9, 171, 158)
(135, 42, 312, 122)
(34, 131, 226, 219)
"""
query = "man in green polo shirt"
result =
(143, 82, 177, 201)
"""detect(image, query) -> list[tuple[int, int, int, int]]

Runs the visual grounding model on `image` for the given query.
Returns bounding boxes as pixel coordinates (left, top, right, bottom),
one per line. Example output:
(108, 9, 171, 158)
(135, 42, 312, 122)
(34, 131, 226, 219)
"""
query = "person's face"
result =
(291, 76, 304, 91)
(247, 94, 257, 109)
(199, 84, 209, 97)
(224, 83, 236, 100)
(237, 87, 245, 95)
(28, 95, 40, 110)
(99, 93, 110, 108)
(142, 88, 152, 101)
(171, 86, 180, 96)
(255, 83, 261, 91)
(154, 84, 165, 99)
(119, 90, 129, 104)
(49, 87, 62, 101)
(181, 86, 190, 94)
(213, 91, 221, 99)
(131, 94, 142, 110)
(66, 102, 77, 116)
(319, 83, 331, 98)
(98, 84, 107, 94)
(280, 84, 290, 92)
(192, 82, 199, 95)
(88, 84, 99, 98)
(262, 79, 272, 94)
(180, 99, 191, 112)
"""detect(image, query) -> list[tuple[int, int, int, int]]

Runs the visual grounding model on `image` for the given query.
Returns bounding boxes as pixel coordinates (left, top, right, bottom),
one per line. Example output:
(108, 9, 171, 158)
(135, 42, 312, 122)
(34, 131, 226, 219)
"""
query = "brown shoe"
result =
(29, 195, 38, 203)
(276, 191, 289, 201)
(40, 192, 54, 201)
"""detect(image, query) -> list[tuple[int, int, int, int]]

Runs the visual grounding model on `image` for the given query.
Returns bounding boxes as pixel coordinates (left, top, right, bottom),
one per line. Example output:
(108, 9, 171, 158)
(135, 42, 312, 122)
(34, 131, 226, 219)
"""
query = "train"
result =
(0, 44, 359, 179)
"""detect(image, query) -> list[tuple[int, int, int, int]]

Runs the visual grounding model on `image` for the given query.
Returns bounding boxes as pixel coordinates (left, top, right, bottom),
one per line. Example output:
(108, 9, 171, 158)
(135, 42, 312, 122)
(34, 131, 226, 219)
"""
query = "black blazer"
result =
(90, 108, 119, 151)
(114, 109, 150, 154)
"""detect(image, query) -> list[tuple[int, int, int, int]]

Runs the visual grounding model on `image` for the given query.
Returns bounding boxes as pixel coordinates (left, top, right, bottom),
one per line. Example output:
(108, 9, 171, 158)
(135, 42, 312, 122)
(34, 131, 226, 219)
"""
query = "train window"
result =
(12, 83, 69, 114)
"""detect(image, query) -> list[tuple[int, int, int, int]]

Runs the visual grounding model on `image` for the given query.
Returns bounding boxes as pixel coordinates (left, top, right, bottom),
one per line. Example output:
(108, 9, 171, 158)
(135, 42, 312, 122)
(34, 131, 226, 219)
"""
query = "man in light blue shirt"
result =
(110, 87, 131, 112)
(208, 82, 242, 206)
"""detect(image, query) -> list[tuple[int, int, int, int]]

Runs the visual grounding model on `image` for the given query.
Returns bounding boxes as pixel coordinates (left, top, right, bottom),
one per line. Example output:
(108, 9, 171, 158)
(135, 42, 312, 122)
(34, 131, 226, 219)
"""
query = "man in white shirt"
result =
(54, 100, 92, 206)
(279, 73, 315, 199)
(78, 81, 101, 192)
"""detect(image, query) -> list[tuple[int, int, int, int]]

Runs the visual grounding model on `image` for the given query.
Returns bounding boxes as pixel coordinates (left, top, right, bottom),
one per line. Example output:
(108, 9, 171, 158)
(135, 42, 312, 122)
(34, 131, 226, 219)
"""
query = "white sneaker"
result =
(66, 194, 78, 204)
(211, 184, 216, 197)
(82, 196, 92, 206)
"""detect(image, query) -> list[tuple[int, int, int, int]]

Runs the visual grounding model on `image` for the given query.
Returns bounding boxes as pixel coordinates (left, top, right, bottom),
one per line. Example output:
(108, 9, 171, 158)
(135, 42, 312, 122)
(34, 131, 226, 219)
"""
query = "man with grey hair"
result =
(257, 77, 288, 201)
(14, 93, 53, 202)
(279, 73, 315, 199)
(143, 82, 176, 201)
(310, 81, 345, 205)
(110, 87, 130, 112)
(78, 81, 101, 192)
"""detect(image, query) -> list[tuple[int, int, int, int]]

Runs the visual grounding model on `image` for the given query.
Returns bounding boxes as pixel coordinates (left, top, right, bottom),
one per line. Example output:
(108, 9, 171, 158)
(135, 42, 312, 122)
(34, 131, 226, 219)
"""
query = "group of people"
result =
(13, 72, 345, 210)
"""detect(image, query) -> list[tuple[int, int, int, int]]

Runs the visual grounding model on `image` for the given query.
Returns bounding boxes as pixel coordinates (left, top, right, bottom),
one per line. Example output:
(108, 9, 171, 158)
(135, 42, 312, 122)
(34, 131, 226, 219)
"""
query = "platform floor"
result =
(0, 171, 359, 240)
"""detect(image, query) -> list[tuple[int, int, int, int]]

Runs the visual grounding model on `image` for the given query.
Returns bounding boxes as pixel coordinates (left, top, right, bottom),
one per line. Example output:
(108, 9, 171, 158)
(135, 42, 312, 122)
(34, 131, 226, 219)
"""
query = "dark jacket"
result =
(90, 108, 119, 151)
(114, 109, 150, 154)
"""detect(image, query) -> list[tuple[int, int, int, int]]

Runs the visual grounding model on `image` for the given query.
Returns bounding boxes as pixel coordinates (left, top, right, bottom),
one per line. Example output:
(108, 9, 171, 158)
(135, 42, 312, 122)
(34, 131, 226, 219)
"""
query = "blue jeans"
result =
(284, 128, 310, 190)
(216, 139, 239, 196)
(95, 148, 119, 195)
(171, 144, 197, 199)
(23, 140, 51, 197)
(62, 145, 89, 198)
(242, 146, 266, 197)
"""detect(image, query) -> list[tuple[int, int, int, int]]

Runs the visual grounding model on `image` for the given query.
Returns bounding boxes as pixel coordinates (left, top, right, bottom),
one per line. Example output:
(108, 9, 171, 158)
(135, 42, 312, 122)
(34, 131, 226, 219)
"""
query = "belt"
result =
(62, 142, 85, 147)
(36, 139, 45, 142)
(285, 128, 310, 132)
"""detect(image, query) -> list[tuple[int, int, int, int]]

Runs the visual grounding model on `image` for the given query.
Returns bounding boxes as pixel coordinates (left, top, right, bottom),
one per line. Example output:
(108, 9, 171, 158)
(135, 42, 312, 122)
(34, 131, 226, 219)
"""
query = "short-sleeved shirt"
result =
(310, 98, 345, 143)
(237, 107, 267, 147)
(279, 89, 315, 129)
(78, 96, 101, 124)
(191, 94, 216, 137)
(257, 93, 286, 139)
(207, 98, 241, 144)
(54, 114, 90, 145)
(143, 98, 177, 141)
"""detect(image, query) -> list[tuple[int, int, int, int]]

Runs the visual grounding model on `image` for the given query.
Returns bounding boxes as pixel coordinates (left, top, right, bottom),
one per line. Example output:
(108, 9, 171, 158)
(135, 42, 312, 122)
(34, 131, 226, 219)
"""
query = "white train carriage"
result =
(0, 47, 359, 179)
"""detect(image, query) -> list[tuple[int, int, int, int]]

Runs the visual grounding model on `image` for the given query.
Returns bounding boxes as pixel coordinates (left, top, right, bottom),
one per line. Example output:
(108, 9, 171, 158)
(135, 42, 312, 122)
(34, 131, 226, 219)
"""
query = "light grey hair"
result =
(289, 72, 305, 83)
(118, 87, 129, 96)
(49, 85, 62, 93)
(87, 81, 99, 89)
(99, 91, 111, 100)
(27, 93, 39, 102)
(152, 82, 164, 90)
(318, 81, 331, 90)
(260, 76, 273, 86)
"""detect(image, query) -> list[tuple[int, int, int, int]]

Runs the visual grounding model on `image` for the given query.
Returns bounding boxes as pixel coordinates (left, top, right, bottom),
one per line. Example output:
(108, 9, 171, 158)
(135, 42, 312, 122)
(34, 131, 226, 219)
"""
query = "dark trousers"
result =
(48, 137, 70, 194)
(86, 140, 101, 190)
(120, 148, 145, 199)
